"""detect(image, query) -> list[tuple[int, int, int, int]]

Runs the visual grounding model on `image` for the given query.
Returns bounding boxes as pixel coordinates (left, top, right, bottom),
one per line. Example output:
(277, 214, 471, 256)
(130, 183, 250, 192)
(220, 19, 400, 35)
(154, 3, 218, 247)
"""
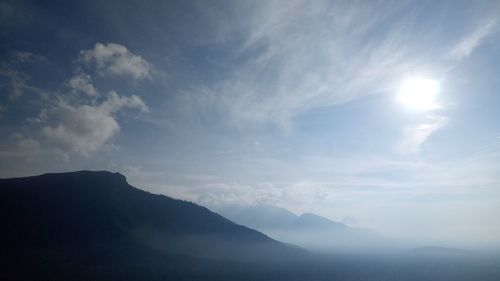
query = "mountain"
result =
(216, 204, 388, 253)
(1, 171, 497, 281)
(0, 171, 303, 280)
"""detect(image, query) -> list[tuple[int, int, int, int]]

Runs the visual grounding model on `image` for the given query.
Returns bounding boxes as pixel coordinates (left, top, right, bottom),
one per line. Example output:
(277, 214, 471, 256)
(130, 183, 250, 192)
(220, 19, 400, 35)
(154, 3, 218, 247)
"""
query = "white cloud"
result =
(398, 115, 449, 155)
(449, 19, 497, 61)
(67, 73, 98, 96)
(42, 91, 148, 156)
(0, 44, 150, 160)
(100, 90, 148, 113)
(80, 43, 152, 80)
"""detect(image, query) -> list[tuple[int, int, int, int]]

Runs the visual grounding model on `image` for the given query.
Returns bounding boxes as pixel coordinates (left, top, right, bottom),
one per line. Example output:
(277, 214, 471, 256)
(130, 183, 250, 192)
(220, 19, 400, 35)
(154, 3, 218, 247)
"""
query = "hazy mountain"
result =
(216, 204, 299, 229)
(216, 204, 389, 253)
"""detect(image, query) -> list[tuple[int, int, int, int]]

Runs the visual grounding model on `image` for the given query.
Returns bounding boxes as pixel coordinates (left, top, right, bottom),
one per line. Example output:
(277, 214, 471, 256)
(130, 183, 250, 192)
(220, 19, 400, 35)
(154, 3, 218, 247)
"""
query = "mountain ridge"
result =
(215, 203, 387, 253)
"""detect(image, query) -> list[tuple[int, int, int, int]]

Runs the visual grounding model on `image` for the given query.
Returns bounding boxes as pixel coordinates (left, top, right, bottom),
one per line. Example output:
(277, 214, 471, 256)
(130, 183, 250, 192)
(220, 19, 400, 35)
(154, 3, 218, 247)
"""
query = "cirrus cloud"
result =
(398, 115, 449, 155)
(449, 19, 498, 62)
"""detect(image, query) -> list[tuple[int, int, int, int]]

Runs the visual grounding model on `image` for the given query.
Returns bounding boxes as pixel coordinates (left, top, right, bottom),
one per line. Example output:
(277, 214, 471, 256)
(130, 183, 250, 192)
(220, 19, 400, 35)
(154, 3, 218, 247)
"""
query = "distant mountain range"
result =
(0, 171, 303, 280)
(216, 204, 389, 253)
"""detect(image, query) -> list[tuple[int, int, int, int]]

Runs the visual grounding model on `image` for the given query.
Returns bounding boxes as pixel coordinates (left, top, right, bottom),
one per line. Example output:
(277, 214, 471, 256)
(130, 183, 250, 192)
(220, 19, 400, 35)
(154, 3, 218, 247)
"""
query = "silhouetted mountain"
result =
(216, 204, 388, 253)
(0, 171, 303, 280)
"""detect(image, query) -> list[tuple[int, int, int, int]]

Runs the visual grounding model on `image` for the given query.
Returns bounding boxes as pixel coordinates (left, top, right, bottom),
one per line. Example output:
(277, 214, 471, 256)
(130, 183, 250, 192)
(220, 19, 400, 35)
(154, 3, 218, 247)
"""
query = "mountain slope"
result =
(0, 171, 300, 262)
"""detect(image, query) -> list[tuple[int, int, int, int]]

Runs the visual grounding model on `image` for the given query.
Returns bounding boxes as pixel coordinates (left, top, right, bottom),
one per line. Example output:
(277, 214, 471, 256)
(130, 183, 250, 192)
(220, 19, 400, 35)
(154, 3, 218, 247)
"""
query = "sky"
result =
(1, 0, 500, 248)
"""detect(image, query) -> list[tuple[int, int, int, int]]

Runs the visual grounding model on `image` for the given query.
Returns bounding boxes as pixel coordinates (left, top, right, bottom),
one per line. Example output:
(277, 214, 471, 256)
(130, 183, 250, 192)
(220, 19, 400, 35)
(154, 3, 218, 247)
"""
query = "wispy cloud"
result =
(398, 115, 449, 155)
(449, 19, 498, 61)
(0, 51, 48, 99)
(0, 67, 36, 99)
(186, 1, 496, 129)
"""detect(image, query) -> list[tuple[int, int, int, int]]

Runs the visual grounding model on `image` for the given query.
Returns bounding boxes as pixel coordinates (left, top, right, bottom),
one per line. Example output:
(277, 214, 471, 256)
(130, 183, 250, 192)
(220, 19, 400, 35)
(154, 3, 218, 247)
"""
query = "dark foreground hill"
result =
(0, 171, 302, 280)
(1, 171, 499, 281)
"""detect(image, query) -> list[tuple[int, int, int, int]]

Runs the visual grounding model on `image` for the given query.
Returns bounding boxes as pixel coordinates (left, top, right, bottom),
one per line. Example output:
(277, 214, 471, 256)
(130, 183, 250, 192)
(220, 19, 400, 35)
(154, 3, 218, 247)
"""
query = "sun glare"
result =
(397, 78, 440, 111)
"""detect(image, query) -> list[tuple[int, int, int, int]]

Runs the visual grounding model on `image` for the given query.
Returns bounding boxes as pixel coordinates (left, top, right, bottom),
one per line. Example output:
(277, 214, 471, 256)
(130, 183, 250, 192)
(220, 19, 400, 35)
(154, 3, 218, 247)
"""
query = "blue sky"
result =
(1, 0, 500, 248)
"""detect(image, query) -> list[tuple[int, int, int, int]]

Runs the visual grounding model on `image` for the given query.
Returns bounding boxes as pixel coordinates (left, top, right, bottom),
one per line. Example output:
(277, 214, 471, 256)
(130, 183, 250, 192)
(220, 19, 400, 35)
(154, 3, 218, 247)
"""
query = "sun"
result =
(397, 78, 440, 111)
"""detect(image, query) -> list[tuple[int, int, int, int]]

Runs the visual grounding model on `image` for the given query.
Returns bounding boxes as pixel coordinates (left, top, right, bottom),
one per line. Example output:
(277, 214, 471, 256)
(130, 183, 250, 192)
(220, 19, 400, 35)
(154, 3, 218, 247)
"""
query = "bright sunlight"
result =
(397, 78, 440, 111)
